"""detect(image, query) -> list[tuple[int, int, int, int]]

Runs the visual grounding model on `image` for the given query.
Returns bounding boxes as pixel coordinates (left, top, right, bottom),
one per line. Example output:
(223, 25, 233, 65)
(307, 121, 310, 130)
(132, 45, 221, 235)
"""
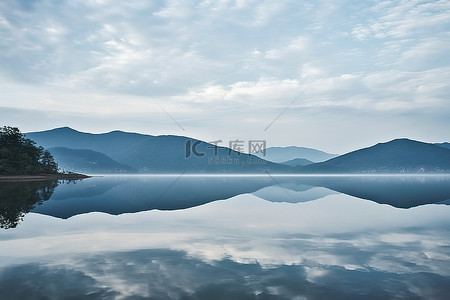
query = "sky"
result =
(0, 0, 449, 153)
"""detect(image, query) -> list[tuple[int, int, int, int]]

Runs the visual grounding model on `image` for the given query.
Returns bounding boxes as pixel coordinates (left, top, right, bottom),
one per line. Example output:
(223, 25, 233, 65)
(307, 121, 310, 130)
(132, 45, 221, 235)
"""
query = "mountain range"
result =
(26, 127, 287, 174)
(25, 127, 450, 174)
(302, 139, 450, 173)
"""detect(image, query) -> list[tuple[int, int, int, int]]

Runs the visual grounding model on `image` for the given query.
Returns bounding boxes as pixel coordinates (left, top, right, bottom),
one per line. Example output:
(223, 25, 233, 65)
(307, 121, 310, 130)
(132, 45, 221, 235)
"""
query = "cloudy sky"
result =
(0, 0, 449, 153)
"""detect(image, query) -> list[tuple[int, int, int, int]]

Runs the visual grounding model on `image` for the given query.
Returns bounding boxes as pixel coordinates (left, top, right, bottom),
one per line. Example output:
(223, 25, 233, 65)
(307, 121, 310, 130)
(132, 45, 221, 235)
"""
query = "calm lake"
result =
(1, 175, 450, 299)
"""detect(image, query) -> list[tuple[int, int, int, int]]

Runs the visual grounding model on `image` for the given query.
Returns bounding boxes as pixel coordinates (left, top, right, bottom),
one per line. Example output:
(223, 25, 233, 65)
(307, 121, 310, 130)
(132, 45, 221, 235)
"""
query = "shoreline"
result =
(0, 173, 91, 182)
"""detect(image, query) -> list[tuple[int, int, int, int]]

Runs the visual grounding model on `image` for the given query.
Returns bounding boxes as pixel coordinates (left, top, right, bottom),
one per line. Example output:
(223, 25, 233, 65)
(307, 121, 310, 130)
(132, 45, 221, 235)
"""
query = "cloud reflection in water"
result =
(1, 192, 450, 299)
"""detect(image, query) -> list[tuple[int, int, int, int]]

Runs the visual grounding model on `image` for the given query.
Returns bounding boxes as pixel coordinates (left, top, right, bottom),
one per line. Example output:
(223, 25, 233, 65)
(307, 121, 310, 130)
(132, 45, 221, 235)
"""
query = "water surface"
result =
(1, 175, 450, 299)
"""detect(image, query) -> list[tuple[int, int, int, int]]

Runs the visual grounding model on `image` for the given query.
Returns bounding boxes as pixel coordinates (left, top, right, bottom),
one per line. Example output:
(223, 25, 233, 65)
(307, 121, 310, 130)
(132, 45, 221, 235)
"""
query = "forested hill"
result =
(0, 126, 59, 175)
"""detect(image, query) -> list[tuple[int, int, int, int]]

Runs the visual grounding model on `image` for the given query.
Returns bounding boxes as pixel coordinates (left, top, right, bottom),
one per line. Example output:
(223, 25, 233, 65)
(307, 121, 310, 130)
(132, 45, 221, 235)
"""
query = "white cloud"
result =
(399, 38, 450, 71)
(153, 0, 193, 19)
(357, 0, 450, 40)
(264, 36, 311, 60)
(0, 0, 449, 152)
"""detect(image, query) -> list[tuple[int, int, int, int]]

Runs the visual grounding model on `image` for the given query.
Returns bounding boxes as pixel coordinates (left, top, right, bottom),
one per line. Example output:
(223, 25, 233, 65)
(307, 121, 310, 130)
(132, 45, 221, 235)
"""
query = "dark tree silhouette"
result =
(0, 126, 59, 175)
(0, 180, 59, 229)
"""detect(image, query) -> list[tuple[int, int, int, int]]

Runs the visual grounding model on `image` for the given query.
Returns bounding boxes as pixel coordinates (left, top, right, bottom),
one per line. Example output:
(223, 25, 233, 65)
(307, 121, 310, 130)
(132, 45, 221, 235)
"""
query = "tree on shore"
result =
(0, 126, 59, 175)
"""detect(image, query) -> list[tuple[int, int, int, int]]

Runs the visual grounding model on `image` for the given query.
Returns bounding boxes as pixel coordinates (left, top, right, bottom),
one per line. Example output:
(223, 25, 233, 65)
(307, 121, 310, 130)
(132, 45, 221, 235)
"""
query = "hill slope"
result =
(280, 158, 313, 167)
(49, 147, 135, 174)
(436, 142, 450, 150)
(302, 139, 450, 173)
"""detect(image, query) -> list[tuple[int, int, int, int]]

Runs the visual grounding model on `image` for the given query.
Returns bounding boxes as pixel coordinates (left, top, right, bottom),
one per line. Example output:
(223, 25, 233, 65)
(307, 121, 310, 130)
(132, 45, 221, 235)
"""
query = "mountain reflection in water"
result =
(24, 175, 450, 219)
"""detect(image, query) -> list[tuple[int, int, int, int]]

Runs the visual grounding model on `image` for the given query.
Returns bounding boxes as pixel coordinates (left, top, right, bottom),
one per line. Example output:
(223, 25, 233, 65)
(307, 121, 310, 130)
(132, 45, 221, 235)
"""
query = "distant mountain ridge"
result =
(302, 138, 450, 173)
(436, 142, 450, 150)
(255, 146, 337, 163)
(280, 158, 313, 167)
